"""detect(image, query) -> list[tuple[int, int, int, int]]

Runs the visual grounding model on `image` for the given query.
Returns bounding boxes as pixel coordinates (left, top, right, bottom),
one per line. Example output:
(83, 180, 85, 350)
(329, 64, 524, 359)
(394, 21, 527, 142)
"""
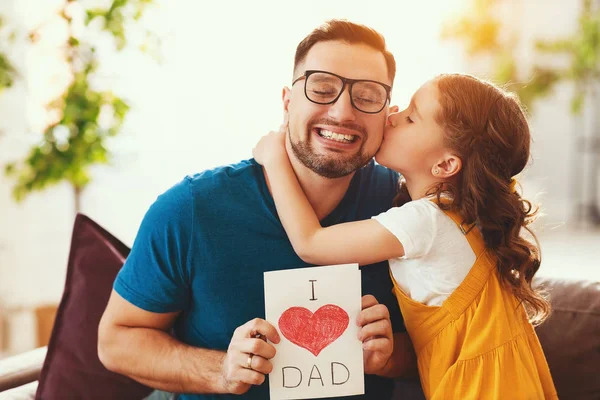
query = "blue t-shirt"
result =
(114, 159, 404, 400)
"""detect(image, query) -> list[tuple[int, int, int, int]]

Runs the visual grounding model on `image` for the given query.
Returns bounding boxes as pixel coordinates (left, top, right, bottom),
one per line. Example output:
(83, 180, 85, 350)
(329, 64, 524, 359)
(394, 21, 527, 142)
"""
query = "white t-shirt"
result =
(372, 198, 476, 306)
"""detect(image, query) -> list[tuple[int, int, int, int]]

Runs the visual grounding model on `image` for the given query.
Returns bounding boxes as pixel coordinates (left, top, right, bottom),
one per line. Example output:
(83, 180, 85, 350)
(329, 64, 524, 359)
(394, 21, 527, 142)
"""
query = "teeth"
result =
(319, 129, 356, 143)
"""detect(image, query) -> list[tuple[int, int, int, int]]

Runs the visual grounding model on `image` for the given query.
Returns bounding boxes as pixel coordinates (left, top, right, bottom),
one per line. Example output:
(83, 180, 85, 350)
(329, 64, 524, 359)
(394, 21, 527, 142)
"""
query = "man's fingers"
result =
(244, 355, 273, 374)
(361, 294, 378, 310)
(361, 336, 392, 352)
(237, 338, 277, 360)
(236, 367, 267, 386)
(234, 352, 273, 374)
(240, 318, 281, 343)
(225, 318, 282, 392)
(358, 318, 392, 342)
(357, 302, 390, 327)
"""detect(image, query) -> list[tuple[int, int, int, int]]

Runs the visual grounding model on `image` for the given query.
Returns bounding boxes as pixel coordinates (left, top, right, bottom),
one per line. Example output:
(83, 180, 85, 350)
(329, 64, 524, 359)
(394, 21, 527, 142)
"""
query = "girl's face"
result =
(375, 80, 449, 177)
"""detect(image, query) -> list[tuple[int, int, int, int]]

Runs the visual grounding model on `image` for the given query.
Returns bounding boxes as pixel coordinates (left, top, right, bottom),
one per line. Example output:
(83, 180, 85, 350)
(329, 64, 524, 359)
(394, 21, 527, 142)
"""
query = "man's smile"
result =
(316, 128, 358, 143)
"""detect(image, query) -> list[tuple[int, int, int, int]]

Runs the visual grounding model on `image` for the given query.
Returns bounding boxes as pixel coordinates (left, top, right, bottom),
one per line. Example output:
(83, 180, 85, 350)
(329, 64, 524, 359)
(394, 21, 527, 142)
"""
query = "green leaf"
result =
(4, 163, 15, 175)
(442, 0, 600, 116)
(85, 9, 106, 25)
(535, 39, 574, 53)
(112, 98, 130, 120)
(0, 52, 17, 89)
(4, 0, 160, 204)
(441, 4, 502, 56)
(571, 91, 585, 114)
(68, 36, 80, 47)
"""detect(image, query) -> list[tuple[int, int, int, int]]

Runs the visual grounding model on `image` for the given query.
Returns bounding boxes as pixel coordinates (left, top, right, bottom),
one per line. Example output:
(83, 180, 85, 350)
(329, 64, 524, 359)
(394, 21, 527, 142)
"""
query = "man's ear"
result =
(432, 153, 462, 178)
(282, 87, 291, 126)
(282, 86, 292, 126)
(282, 86, 291, 112)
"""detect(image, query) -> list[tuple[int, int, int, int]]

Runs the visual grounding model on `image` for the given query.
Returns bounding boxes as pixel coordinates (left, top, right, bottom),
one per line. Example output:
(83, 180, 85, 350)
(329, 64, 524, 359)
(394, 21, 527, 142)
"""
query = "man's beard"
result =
(289, 125, 374, 179)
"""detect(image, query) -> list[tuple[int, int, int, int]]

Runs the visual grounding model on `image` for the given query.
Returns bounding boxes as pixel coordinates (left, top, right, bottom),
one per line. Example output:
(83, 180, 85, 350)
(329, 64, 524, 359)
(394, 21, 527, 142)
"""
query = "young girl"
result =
(253, 74, 557, 399)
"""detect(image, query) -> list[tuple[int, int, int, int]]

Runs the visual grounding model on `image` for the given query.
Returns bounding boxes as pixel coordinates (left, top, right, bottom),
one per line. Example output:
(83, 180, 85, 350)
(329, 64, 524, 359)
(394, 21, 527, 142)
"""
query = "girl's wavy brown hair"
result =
(394, 74, 550, 325)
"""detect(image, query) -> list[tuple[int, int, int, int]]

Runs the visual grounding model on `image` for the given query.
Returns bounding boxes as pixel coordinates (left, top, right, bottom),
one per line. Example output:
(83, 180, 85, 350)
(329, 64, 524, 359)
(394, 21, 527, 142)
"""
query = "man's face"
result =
(284, 41, 392, 179)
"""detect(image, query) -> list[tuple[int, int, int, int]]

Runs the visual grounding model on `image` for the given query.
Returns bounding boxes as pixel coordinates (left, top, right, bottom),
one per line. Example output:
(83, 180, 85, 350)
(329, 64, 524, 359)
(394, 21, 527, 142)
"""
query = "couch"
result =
(0, 214, 598, 399)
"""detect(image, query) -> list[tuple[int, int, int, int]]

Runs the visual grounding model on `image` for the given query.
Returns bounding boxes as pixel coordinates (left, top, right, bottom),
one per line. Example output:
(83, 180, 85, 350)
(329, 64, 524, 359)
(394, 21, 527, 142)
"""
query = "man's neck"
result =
(287, 155, 355, 221)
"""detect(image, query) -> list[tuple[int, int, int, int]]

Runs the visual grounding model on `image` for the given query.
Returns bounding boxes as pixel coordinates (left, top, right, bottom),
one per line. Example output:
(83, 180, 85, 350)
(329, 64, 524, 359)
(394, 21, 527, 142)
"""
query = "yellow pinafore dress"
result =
(392, 208, 558, 399)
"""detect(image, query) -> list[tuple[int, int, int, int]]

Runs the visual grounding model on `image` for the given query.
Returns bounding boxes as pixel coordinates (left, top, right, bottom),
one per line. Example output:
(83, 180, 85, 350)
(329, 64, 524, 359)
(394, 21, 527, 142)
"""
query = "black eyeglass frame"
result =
(292, 69, 392, 114)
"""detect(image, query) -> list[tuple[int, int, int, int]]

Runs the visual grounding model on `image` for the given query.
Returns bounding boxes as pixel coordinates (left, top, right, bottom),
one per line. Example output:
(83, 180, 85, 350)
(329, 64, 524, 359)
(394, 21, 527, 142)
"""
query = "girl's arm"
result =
(253, 130, 404, 266)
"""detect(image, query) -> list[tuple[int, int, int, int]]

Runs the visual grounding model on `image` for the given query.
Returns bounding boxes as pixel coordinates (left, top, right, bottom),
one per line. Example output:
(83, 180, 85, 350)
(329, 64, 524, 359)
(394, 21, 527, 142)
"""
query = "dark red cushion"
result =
(36, 214, 153, 399)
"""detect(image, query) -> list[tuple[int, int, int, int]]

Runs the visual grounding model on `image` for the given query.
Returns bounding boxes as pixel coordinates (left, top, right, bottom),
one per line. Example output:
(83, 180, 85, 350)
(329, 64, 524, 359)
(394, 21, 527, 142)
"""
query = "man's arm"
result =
(378, 332, 418, 378)
(98, 290, 280, 394)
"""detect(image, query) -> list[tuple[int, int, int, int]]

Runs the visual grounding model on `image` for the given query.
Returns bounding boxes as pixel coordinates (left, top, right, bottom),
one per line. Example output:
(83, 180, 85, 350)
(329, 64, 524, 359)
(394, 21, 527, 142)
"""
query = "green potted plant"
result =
(442, 0, 600, 224)
(4, 0, 158, 214)
(0, 16, 17, 99)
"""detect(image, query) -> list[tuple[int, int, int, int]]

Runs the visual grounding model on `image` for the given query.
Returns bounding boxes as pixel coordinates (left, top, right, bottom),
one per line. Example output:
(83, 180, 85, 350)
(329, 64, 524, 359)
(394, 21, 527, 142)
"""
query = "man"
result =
(98, 19, 416, 399)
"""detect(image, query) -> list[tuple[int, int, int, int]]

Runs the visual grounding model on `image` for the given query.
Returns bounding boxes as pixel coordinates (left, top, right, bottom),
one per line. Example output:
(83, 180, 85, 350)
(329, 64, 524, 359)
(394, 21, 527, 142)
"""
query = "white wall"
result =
(510, 0, 593, 225)
(0, 0, 594, 354)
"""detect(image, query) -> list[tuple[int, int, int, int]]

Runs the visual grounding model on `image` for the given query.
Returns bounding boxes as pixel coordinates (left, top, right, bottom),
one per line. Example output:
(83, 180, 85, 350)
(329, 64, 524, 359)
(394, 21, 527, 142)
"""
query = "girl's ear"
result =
(432, 153, 462, 178)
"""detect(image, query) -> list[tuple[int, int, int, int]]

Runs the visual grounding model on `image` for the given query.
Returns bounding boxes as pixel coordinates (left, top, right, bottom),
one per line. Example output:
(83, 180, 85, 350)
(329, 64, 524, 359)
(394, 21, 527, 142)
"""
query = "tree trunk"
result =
(74, 185, 82, 215)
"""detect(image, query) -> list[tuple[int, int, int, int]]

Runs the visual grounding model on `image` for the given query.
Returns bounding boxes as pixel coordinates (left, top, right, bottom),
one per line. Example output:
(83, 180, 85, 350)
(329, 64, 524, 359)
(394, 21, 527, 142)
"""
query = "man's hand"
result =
(357, 295, 394, 375)
(221, 318, 281, 394)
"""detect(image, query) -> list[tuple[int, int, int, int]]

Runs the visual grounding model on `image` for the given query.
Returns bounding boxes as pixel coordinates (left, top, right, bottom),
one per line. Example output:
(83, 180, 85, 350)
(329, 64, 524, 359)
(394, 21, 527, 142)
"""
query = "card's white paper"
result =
(264, 264, 364, 400)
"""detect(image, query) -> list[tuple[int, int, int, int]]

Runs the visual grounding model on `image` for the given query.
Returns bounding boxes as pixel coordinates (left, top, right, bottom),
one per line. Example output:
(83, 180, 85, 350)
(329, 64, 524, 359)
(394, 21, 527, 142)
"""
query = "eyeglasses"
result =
(292, 70, 391, 114)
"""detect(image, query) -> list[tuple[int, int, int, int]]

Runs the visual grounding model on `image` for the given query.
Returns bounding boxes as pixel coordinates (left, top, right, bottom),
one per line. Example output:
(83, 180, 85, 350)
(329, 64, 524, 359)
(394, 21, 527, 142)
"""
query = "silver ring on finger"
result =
(246, 354, 254, 370)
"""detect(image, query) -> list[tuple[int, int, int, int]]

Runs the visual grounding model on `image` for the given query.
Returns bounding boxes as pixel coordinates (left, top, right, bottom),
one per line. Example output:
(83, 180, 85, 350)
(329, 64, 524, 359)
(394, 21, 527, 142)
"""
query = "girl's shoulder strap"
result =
(429, 198, 486, 255)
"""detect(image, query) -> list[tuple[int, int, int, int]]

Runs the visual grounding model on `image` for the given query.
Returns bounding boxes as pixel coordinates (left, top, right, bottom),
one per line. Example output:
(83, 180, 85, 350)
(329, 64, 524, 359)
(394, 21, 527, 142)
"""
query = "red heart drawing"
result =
(278, 304, 349, 356)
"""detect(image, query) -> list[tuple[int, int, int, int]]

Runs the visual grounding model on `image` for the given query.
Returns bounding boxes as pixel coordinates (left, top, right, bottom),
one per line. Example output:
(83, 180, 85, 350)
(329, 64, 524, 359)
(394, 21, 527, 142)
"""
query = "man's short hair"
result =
(294, 19, 396, 83)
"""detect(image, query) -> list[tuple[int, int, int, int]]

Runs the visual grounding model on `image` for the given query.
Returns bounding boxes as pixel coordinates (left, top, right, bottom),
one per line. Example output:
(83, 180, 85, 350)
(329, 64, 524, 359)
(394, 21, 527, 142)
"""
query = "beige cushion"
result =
(0, 381, 38, 399)
(0, 347, 46, 392)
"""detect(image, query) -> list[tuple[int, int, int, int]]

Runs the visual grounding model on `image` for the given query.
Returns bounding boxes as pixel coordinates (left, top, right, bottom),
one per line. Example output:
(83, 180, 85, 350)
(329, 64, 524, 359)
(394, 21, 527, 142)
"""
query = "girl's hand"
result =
(252, 124, 287, 167)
